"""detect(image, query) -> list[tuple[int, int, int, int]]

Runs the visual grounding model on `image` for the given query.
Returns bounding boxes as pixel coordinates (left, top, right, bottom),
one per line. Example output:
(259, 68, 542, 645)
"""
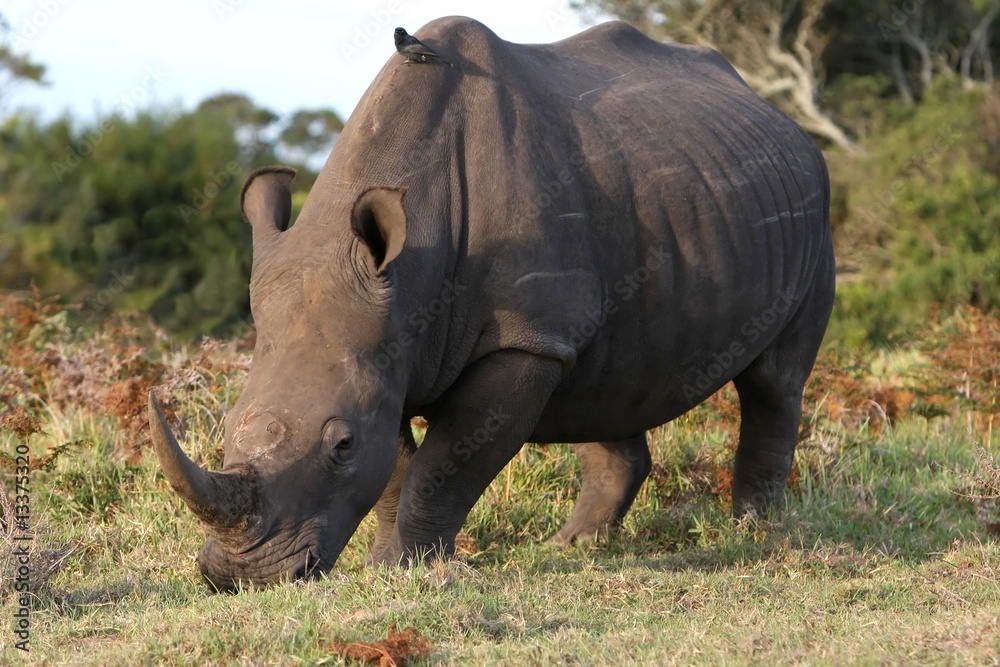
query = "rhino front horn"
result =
(147, 391, 257, 532)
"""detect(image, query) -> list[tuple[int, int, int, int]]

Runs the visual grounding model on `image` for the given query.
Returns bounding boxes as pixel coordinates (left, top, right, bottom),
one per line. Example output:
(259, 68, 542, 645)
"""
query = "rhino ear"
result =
(241, 166, 297, 242)
(351, 187, 407, 274)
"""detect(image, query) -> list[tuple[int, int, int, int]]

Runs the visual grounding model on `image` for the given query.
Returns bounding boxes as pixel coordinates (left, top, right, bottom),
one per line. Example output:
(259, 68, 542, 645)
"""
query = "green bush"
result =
(0, 98, 325, 338)
(828, 81, 1000, 346)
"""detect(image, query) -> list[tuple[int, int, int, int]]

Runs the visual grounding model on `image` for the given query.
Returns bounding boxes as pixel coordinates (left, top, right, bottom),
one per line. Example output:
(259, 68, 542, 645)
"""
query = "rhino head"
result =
(149, 167, 409, 590)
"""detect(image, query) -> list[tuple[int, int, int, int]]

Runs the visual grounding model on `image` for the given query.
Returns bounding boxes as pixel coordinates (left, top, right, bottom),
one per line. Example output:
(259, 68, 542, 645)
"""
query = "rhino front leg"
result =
(371, 350, 563, 565)
(368, 419, 417, 563)
(549, 435, 651, 546)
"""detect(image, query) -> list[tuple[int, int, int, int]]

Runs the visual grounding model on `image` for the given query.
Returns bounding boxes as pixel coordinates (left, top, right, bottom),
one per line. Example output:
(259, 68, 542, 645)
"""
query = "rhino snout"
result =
(196, 535, 327, 592)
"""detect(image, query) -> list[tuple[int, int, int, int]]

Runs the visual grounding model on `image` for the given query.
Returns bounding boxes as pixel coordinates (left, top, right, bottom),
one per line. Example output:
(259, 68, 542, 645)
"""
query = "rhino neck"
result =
(292, 19, 548, 407)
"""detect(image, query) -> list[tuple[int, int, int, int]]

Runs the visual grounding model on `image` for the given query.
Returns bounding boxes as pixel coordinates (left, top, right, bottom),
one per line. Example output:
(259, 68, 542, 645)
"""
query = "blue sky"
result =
(5, 0, 602, 125)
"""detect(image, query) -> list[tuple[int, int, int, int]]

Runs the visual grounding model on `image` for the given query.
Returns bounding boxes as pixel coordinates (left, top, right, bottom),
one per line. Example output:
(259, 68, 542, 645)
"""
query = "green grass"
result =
(2, 397, 998, 665)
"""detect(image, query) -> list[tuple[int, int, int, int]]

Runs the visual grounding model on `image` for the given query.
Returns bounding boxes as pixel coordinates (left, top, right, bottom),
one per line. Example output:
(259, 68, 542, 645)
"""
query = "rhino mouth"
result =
(199, 543, 326, 592)
(287, 546, 324, 582)
(197, 512, 358, 591)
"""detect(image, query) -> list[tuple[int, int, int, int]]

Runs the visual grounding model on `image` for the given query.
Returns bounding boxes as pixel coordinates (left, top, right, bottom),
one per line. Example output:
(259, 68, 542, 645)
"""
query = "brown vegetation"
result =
(326, 625, 433, 666)
(1, 290, 998, 522)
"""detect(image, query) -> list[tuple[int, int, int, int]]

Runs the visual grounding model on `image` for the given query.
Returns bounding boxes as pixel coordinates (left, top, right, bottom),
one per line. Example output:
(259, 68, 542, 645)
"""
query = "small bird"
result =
(394, 27, 453, 67)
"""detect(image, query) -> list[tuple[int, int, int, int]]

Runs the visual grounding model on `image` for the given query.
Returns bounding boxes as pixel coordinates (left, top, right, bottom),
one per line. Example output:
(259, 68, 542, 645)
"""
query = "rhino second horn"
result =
(147, 391, 255, 531)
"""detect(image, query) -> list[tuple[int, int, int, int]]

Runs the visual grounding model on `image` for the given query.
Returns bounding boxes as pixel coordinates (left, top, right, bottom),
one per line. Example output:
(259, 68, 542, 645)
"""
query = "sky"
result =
(4, 0, 604, 125)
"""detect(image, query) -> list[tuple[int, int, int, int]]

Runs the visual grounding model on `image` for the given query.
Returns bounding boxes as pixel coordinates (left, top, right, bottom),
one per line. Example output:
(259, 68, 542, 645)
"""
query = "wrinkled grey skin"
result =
(149, 16, 835, 590)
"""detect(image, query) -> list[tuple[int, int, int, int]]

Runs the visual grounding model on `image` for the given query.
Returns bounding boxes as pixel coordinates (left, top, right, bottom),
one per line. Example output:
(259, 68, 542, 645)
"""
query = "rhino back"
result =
(294, 17, 833, 430)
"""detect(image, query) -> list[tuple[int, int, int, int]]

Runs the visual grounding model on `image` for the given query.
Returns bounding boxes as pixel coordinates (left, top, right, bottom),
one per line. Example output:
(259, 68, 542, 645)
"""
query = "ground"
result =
(0, 298, 998, 665)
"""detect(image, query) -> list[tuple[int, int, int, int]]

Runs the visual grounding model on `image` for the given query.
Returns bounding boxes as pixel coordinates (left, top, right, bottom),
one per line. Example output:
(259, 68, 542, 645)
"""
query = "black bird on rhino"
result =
(394, 27, 453, 66)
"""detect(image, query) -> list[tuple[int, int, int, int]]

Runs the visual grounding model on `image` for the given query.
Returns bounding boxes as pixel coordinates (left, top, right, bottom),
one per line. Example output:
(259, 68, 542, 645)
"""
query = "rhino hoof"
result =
(546, 524, 615, 547)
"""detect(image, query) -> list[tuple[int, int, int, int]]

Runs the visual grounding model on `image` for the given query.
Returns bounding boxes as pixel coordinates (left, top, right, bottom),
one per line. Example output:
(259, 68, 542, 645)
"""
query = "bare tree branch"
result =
(577, 0, 1000, 147)
(650, 0, 859, 151)
(887, 44, 915, 105)
(961, 0, 1000, 88)
(900, 24, 934, 90)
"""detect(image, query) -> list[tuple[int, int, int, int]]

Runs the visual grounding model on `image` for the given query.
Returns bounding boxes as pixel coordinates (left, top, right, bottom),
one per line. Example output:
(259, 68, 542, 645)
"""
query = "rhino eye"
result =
(322, 420, 354, 466)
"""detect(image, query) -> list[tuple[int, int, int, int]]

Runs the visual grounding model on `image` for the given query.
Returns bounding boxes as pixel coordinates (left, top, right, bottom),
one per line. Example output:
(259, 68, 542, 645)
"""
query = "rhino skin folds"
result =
(151, 16, 835, 590)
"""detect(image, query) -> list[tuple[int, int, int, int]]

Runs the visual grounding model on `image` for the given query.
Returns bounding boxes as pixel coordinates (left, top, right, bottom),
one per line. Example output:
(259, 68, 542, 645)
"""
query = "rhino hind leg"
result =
(731, 276, 834, 515)
(731, 366, 802, 516)
(549, 435, 651, 546)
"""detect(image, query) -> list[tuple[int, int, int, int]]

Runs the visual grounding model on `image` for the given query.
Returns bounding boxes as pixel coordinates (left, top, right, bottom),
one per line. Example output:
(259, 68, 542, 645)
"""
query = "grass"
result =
(0, 296, 998, 665)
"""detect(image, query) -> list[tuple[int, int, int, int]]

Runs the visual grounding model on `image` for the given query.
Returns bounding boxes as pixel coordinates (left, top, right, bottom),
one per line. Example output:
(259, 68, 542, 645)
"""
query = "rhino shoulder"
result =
(475, 270, 605, 373)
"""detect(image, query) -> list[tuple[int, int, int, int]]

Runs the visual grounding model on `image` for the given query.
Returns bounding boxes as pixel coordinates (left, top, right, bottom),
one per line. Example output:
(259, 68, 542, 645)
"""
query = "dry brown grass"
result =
(1, 290, 998, 664)
(325, 625, 433, 666)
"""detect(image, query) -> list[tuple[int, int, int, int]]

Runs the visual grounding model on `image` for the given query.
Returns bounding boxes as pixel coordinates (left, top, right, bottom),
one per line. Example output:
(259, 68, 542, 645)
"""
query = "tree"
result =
(0, 84, 354, 337)
(0, 12, 45, 107)
(197, 93, 279, 157)
(822, 0, 1000, 103)
(279, 109, 343, 165)
(575, 0, 1000, 149)
(1, 101, 301, 336)
(196, 94, 344, 167)
(576, 0, 858, 151)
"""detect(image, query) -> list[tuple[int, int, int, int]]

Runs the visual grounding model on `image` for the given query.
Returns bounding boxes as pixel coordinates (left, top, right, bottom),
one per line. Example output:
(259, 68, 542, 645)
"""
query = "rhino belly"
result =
(527, 285, 797, 443)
